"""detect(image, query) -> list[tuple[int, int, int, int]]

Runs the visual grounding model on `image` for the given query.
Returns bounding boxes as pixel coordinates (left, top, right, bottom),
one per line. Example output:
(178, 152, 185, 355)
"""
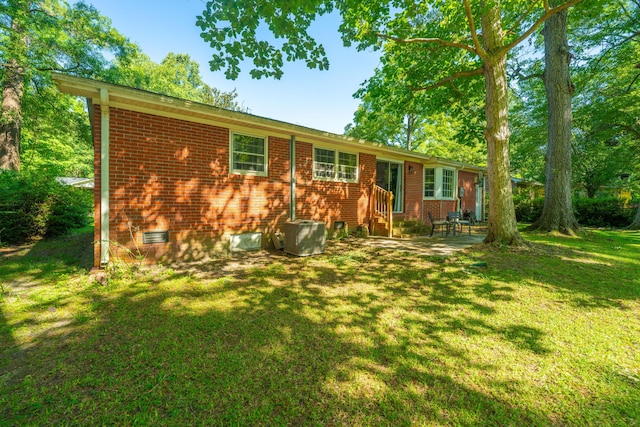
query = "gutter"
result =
(290, 135, 296, 221)
(99, 88, 110, 266)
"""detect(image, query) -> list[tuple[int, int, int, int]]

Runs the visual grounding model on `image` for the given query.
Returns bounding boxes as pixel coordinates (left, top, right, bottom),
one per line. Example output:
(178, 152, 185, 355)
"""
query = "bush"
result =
(574, 197, 634, 228)
(513, 195, 544, 222)
(0, 171, 92, 244)
(513, 195, 635, 228)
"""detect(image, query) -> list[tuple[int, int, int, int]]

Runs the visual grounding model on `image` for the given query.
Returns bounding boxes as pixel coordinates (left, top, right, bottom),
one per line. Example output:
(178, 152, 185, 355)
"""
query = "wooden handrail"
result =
(371, 183, 394, 237)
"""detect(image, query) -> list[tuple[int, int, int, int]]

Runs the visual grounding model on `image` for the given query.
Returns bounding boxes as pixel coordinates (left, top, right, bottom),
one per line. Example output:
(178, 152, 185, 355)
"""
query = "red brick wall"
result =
(295, 142, 374, 230)
(94, 107, 294, 263)
(93, 107, 379, 264)
(398, 163, 479, 223)
(422, 200, 456, 222)
(403, 161, 423, 219)
(92, 106, 482, 265)
(421, 171, 478, 221)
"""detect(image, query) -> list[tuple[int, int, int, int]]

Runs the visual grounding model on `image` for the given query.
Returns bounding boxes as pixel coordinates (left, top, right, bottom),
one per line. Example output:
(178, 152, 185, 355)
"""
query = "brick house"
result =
(53, 74, 486, 266)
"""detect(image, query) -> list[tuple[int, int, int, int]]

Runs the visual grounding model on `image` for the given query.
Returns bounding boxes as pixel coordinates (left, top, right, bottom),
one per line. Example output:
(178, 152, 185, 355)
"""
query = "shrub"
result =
(513, 195, 544, 222)
(573, 197, 634, 228)
(513, 195, 635, 228)
(0, 171, 92, 244)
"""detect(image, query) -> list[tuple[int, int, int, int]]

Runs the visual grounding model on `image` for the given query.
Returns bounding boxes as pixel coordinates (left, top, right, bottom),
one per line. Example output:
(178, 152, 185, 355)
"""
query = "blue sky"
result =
(86, 0, 381, 134)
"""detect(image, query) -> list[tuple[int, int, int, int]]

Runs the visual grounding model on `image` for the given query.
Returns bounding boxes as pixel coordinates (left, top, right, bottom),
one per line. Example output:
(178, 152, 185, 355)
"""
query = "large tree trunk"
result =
(481, 6, 523, 245)
(586, 182, 598, 198)
(0, 59, 25, 172)
(406, 114, 414, 151)
(0, 13, 27, 172)
(531, 8, 580, 234)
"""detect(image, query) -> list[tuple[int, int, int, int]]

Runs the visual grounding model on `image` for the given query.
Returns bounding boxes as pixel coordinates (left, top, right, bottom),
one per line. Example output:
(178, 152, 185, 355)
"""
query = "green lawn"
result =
(1, 227, 639, 426)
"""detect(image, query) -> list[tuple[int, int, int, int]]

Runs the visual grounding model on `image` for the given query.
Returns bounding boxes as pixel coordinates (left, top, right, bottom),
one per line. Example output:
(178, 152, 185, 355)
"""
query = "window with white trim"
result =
(230, 133, 267, 175)
(442, 168, 454, 198)
(313, 147, 358, 182)
(423, 167, 457, 199)
(424, 168, 435, 197)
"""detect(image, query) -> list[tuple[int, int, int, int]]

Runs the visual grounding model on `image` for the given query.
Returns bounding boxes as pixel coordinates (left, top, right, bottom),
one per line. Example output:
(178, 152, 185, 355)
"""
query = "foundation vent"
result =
(142, 231, 169, 244)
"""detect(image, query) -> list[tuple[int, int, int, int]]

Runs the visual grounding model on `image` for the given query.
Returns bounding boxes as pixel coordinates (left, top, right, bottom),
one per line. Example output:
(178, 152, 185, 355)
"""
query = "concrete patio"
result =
(350, 232, 486, 256)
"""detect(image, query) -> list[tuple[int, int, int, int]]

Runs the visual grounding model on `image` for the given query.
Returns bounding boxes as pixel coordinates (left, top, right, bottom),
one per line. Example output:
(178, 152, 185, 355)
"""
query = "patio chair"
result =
(427, 212, 448, 236)
(447, 211, 471, 236)
(463, 209, 477, 225)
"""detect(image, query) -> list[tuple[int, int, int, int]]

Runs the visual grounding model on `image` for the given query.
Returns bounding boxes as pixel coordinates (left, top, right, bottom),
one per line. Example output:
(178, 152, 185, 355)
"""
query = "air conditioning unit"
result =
(284, 220, 326, 256)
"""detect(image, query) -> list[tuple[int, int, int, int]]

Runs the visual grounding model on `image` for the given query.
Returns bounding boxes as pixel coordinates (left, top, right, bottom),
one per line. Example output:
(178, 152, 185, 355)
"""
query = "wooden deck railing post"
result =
(387, 191, 393, 238)
(370, 183, 375, 233)
(370, 184, 395, 238)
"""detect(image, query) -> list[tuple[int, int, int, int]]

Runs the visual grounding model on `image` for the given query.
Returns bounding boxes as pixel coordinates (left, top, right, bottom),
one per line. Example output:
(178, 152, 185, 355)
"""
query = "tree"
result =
(509, 0, 640, 230)
(197, 0, 582, 245)
(530, 4, 580, 234)
(569, 0, 640, 225)
(20, 77, 93, 177)
(0, 0, 129, 171)
(344, 53, 486, 163)
(572, 133, 630, 198)
(104, 50, 243, 110)
(345, 106, 486, 165)
(508, 90, 547, 185)
(530, 0, 639, 233)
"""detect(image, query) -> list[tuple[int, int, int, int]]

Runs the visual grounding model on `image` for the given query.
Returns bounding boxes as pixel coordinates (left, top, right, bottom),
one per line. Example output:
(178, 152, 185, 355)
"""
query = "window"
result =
(313, 147, 358, 182)
(338, 152, 358, 181)
(313, 148, 335, 179)
(423, 167, 457, 199)
(424, 168, 435, 198)
(442, 169, 454, 198)
(231, 133, 267, 175)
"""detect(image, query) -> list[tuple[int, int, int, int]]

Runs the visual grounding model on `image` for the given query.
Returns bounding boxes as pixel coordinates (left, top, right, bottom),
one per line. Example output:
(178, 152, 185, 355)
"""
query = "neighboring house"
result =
(53, 74, 486, 267)
(511, 177, 544, 199)
(55, 177, 95, 189)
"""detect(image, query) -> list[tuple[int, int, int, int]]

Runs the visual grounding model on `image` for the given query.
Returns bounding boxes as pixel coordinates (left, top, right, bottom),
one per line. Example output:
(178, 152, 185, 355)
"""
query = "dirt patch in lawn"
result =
(161, 232, 486, 279)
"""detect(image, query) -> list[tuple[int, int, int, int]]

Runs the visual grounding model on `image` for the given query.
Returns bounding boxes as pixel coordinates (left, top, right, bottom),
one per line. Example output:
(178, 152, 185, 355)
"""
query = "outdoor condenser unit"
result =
(284, 220, 326, 256)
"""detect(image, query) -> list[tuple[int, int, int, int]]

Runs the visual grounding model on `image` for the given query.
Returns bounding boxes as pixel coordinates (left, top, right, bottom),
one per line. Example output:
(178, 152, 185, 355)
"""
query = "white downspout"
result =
(290, 135, 296, 221)
(100, 88, 110, 266)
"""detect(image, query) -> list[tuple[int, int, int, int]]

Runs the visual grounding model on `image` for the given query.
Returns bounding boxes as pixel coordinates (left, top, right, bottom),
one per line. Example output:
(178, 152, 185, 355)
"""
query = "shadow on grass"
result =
(0, 227, 93, 279)
(477, 229, 640, 309)
(1, 230, 638, 425)
(0, 307, 21, 388)
(3, 284, 538, 424)
(0, 236, 554, 425)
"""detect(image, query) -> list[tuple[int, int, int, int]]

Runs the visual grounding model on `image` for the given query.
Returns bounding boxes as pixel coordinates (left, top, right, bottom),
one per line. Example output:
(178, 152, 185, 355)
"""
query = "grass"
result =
(1, 227, 639, 426)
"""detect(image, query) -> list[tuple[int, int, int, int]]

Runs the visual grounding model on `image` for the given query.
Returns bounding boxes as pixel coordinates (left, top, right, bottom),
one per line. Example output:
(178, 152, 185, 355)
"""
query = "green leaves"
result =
(1, 1, 245, 175)
(197, 0, 333, 80)
(509, 0, 640, 194)
(104, 50, 243, 110)
(1, 0, 134, 171)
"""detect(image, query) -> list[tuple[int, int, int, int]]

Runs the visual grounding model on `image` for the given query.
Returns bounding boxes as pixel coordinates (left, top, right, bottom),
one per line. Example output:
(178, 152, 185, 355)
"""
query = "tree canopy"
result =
(197, 0, 582, 245)
(343, 46, 486, 165)
(509, 0, 640, 200)
(1, 1, 246, 176)
(0, 0, 131, 171)
(103, 51, 243, 111)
